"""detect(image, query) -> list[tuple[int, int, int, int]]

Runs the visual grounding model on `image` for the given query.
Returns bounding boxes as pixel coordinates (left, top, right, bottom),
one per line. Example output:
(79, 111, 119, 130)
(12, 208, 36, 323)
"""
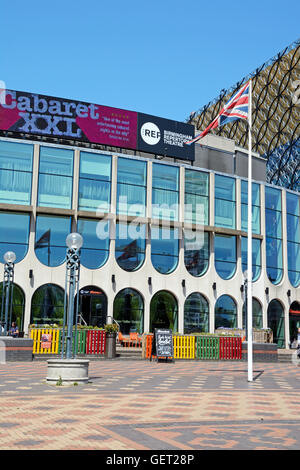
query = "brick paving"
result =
(0, 360, 300, 450)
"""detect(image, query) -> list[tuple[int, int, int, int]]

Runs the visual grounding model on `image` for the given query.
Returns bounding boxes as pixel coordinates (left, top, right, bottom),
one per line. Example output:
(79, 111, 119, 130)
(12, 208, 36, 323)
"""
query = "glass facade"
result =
(150, 290, 178, 332)
(215, 235, 236, 280)
(117, 157, 147, 217)
(243, 298, 263, 329)
(35, 215, 71, 267)
(184, 169, 209, 225)
(286, 192, 300, 287)
(184, 293, 209, 333)
(115, 222, 146, 271)
(215, 175, 236, 228)
(77, 218, 110, 270)
(0, 282, 25, 331)
(184, 230, 209, 277)
(151, 226, 179, 274)
(152, 163, 179, 220)
(113, 288, 144, 334)
(215, 295, 237, 329)
(0, 212, 30, 263)
(38, 146, 73, 209)
(0, 140, 33, 205)
(265, 186, 283, 284)
(78, 152, 111, 212)
(267, 299, 285, 348)
(241, 181, 260, 234)
(241, 237, 261, 282)
(30, 284, 65, 326)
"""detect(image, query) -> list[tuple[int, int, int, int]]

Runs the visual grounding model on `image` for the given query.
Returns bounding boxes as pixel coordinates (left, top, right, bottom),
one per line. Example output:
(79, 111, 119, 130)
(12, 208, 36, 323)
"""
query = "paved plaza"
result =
(0, 359, 300, 451)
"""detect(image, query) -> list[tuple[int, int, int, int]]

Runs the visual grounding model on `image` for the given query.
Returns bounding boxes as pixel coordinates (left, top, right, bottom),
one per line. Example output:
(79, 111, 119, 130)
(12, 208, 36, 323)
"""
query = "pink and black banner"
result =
(0, 90, 195, 161)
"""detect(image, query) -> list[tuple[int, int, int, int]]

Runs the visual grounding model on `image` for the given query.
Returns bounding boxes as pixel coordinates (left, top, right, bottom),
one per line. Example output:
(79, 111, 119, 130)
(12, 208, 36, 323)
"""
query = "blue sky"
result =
(1, 0, 299, 122)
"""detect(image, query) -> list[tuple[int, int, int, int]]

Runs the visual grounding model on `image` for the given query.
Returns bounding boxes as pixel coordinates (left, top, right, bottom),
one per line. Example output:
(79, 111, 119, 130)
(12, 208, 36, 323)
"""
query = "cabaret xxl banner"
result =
(0, 90, 195, 161)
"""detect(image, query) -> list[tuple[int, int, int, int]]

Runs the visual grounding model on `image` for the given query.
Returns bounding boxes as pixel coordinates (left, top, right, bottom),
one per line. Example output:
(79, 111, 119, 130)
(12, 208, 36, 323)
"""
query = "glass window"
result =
(184, 293, 209, 334)
(152, 163, 179, 220)
(115, 223, 146, 272)
(113, 288, 144, 334)
(184, 230, 209, 277)
(0, 212, 30, 263)
(215, 175, 236, 228)
(241, 181, 260, 234)
(0, 140, 33, 205)
(0, 283, 25, 331)
(215, 235, 236, 280)
(286, 192, 300, 287)
(35, 215, 71, 267)
(117, 157, 147, 217)
(38, 146, 73, 209)
(265, 186, 283, 284)
(78, 152, 111, 212)
(243, 298, 263, 329)
(184, 169, 209, 225)
(241, 237, 261, 282)
(267, 299, 285, 348)
(150, 290, 178, 332)
(151, 226, 179, 274)
(30, 284, 64, 326)
(215, 295, 237, 329)
(77, 218, 110, 270)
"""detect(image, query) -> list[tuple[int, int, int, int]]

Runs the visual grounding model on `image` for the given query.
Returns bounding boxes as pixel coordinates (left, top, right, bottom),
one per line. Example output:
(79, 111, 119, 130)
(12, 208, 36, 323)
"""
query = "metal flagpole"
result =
(247, 79, 253, 382)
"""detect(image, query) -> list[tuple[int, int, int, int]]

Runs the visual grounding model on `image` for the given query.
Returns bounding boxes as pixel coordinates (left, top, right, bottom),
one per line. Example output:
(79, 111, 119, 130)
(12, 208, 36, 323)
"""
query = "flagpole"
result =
(247, 79, 253, 382)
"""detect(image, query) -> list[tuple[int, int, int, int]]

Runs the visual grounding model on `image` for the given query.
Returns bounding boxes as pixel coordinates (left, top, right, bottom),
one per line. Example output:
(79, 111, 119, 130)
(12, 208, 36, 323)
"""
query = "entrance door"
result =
(289, 301, 300, 345)
(150, 291, 178, 332)
(78, 286, 107, 327)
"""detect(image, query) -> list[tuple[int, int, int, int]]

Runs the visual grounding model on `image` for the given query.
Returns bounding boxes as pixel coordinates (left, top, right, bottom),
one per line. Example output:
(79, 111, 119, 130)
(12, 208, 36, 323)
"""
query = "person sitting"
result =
(9, 322, 19, 338)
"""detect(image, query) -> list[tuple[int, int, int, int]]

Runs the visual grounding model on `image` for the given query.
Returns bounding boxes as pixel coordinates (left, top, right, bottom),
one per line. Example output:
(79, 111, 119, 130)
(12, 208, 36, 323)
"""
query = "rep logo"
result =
(140, 122, 161, 145)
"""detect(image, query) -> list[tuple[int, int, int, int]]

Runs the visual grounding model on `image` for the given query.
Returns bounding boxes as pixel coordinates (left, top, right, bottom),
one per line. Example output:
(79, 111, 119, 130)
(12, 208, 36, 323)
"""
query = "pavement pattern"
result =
(0, 359, 300, 451)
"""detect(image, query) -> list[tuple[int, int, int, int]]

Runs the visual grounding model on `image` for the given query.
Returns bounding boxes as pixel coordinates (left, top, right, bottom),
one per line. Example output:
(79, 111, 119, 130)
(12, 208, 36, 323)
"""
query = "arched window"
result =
(265, 187, 283, 284)
(151, 226, 179, 274)
(215, 295, 237, 329)
(267, 299, 285, 348)
(31, 284, 64, 326)
(184, 231, 209, 277)
(242, 298, 263, 329)
(0, 212, 30, 264)
(0, 283, 25, 331)
(113, 288, 144, 334)
(241, 237, 261, 282)
(77, 218, 110, 269)
(115, 223, 146, 272)
(184, 293, 209, 334)
(215, 235, 237, 280)
(286, 192, 300, 287)
(150, 291, 178, 332)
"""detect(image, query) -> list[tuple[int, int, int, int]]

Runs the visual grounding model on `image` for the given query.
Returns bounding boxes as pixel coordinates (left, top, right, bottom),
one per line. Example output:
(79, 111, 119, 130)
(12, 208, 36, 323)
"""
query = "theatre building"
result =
(0, 90, 300, 349)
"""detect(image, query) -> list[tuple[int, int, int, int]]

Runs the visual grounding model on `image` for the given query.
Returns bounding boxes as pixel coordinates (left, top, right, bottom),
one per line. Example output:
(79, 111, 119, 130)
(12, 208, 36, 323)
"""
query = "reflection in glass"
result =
(184, 293, 209, 333)
(267, 299, 285, 348)
(265, 186, 283, 284)
(242, 298, 263, 329)
(0, 212, 30, 263)
(35, 215, 71, 267)
(215, 235, 236, 280)
(0, 283, 25, 331)
(185, 169, 209, 225)
(116, 223, 146, 272)
(30, 284, 65, 326)
(241, 181, 260, 234)
(151, 226, 179, 274)
(0, 140, 33, 205)
(38, 146, 73, 209)
(286, 192, 300, 287)
(78, 152, 111, 212)
(152, 163, 179, 220)
(215, 175, 236, 228)
(215, 295, 237, 329)
(241, 237, 261, 282)
(150, 291, 178, 332)
(184, 230, 209, 277)
(113, 288, 144, 334)
(117, 157, 147, 216)
(77, 218, 110, 269)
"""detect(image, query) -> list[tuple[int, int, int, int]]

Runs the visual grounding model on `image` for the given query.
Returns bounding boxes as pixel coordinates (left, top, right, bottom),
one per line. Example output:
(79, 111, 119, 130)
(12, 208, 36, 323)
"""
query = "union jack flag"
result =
(185, 81, 250, 145)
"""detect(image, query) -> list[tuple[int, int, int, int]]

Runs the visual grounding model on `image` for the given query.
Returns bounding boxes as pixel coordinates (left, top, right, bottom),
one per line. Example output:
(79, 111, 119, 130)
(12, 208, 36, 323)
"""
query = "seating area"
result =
(118, 332, 142, 348)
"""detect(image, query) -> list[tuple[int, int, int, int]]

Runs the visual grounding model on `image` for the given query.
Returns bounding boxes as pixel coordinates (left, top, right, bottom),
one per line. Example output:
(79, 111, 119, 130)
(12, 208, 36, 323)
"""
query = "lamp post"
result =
(61, 233, 83, 359)
(1, 251, 16, 336)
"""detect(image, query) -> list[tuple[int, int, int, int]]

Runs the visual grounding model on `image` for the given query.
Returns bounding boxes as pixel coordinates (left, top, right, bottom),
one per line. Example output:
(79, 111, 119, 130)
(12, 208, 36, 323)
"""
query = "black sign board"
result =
(151, 328, 174, 362)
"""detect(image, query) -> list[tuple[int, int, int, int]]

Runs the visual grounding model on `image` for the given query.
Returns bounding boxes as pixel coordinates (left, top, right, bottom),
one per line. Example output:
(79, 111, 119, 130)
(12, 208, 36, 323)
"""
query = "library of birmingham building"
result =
(0, 85, 299, 349)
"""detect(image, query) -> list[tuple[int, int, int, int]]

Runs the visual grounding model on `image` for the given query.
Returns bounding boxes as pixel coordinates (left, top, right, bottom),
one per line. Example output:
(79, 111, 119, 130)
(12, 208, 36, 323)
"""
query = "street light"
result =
(61, 233, 83, 359)
(1, 251, 16, 336)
